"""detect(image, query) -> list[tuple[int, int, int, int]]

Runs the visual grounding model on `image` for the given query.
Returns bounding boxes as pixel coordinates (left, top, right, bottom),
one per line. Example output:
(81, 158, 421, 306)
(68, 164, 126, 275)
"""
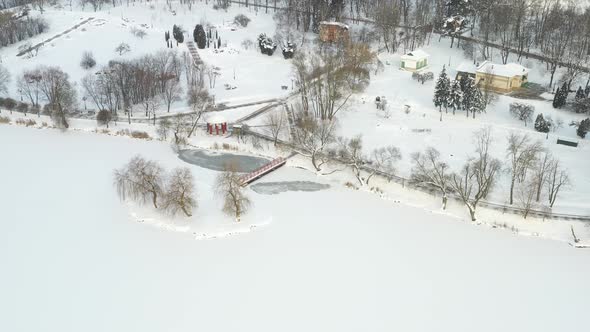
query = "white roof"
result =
(319, 21, 349, 29)
(476, 61, 529, 77)
(456, 62, 477, 74)
(401, 49, 430, 60)
(206, 114, 226, 124)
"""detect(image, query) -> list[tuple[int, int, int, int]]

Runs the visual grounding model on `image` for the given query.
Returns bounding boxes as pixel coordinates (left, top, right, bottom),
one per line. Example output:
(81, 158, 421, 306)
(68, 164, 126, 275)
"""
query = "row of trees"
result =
(114, 156, 251, 220)
(0, 12, 48, 48)
(433, 68, 486, 118)
(81, 50, 184, 118)
(410, 129, 570, 220)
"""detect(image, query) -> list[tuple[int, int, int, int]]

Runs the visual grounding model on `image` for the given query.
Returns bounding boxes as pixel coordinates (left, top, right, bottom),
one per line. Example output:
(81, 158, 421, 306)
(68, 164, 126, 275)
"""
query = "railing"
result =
(240, 128, 590, 222)
(239, 157, 287, 185)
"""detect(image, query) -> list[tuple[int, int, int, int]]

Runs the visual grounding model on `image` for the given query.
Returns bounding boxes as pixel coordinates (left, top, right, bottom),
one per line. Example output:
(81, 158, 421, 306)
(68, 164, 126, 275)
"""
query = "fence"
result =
(240, 127, 590, 223)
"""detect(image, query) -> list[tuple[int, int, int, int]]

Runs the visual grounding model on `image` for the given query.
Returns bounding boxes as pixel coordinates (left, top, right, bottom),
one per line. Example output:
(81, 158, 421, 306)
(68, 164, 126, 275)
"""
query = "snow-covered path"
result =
(1, 125, 589, 332)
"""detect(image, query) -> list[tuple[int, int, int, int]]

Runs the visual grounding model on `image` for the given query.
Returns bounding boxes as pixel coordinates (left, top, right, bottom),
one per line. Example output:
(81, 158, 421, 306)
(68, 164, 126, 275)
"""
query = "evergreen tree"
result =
(448, 80, 463, 115)
(552, 87, 560, 108)
(218, 37, 221, 49)
(193, 24, 207, 49)
(534, 114, 550, 133)
(462, 77, 475, 117)
(558, 82, 569, 107)
(433, 67, 451, 112)
(585, 85, 590, 98)
(575, 86, 585, 102)
(577, 118, 590, 138)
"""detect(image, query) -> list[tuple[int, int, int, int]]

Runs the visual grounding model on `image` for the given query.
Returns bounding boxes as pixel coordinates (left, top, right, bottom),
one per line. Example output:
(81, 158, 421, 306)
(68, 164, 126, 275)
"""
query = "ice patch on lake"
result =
(178, 149, 270, 172)
(250, 181, 330, 195)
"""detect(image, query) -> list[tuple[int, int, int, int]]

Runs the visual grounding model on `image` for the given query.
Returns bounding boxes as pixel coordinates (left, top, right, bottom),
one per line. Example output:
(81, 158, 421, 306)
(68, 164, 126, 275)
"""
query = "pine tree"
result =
(576, 86, 585, 102)
(585, 85, 590, 98)
(218, 37, 221, 49)
(534, 113, 550, 133)
(193, 25, 207, 49)
(462, 77, 475, 117)
(471, 87, 485, 118)
(558, 82, 569, 108)
(577, 118, 590, 138)
(433, 67, 451, 112)
(552, 87, 560, 108)
(448, 80, 463, 115)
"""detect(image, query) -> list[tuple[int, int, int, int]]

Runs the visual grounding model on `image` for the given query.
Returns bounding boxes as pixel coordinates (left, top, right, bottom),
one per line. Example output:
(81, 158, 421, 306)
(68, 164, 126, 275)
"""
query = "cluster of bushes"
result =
(115, 128, 151, 140)
(15, 118, 36, 127)
(0, 12, 48, 48)
(234, 14, 250, 27)
(282, 41, 295, 59)
(0, 115, 10, 124)
(258, 33, 276, 56)
(0, 97, 36, 115)
(412, 71, 434, 84)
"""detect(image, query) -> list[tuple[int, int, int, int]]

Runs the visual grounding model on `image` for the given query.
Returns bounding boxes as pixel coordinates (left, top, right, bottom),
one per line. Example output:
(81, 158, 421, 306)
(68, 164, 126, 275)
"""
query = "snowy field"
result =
(1, 125, 590, 332)
(0, 2, 293, 110)
(336, 38, 590, 215)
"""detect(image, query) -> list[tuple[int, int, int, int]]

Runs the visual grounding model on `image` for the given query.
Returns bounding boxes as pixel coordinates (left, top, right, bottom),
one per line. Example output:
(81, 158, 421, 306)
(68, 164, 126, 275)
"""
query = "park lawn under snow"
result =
(335, 37, 590, 215)
(1, 2, 293, 110)
(1, 125, 590, 332)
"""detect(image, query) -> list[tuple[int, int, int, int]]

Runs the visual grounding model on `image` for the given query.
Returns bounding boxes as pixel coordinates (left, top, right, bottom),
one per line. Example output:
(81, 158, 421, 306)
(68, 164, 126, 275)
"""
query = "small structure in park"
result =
(206, 115, 228, 135)
(319, 21, 349, 43)
(400, 50, 430, 72)
(456, 61, 529, 93)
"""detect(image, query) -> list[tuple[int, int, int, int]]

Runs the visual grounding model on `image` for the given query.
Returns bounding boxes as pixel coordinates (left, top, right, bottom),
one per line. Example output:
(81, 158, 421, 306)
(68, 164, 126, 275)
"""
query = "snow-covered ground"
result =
(335, 38, 590, 215)
(1, 124, 590, 332)
(1, 2, 293, 111)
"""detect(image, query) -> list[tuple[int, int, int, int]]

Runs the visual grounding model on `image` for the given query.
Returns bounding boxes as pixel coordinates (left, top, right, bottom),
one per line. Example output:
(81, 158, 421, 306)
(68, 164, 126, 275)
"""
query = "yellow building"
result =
(456, 61, 529, 93)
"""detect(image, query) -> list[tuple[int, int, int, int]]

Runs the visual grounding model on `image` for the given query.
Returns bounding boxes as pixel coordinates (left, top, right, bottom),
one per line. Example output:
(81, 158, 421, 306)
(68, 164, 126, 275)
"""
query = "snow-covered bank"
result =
(1, 124, 590, 332)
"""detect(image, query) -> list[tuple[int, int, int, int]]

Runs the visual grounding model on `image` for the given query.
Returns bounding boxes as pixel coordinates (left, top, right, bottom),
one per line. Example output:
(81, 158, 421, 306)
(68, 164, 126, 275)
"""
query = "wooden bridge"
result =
(239, 157, 286, 186)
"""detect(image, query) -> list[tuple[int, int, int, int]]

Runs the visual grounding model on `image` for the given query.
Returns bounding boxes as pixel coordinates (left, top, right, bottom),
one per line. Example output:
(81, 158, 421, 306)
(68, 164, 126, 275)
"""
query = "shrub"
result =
(258, 33, 277, 56)
(0, 116, 10, 124)
(411, 71, 434, 84)
(234, 14, 250, 27)
(130, 131, 150, 139)
(344, 182, 359, 190)
(130, 27, 147, 39)
(80, 51, 96, 69)
(241, 39, 254, 50)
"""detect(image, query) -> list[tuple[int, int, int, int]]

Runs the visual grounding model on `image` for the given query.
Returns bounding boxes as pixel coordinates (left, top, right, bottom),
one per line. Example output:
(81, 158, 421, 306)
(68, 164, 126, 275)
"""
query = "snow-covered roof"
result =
(456, 62, 477, 74)
(401, 49, 430, 60)
(206, 114, 227, 124)
(319, 21, 349, 30)
(476, 61, 529, 77)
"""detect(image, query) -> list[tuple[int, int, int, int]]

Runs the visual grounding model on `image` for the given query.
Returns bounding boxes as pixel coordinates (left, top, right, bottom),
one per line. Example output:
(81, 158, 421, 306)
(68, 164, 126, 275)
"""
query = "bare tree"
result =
(187, 86, 213, 137)
(157, 118, 173, 141)
(171, 115, 191, 145)
(264, 111, 287, 146)
(365, 146, 401, 185)
(38, 66, 77, 129)
(546, 160, 570, 208)
(0, 64, 9, 96)
(162, 76, 182, 113)
(113, 156, 165, 209)
(450, 128, 502, 221)
(115, 43, 131, 55)
(292, 108, 337, 172)
(215, 166, 251, 221)
(163, 167, 197, 217)
(337, 135, 365, 186)
(506, 133, 542, 205)
(531, 149, 553, 202)
(410, 147, 452, 209)
(18, 69, 43, 110)
(516, 179, 537, 219)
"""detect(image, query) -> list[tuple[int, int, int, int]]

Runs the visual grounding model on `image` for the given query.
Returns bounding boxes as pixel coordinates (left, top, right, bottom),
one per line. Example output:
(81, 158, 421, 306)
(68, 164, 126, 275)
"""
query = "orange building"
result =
(319, 21, 350, 43)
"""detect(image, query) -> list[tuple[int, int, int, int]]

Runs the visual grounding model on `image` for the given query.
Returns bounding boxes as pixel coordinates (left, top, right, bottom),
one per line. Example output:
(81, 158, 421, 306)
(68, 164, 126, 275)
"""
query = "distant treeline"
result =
(0, 12, 48, 48)
(0, 0, 33, 10)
